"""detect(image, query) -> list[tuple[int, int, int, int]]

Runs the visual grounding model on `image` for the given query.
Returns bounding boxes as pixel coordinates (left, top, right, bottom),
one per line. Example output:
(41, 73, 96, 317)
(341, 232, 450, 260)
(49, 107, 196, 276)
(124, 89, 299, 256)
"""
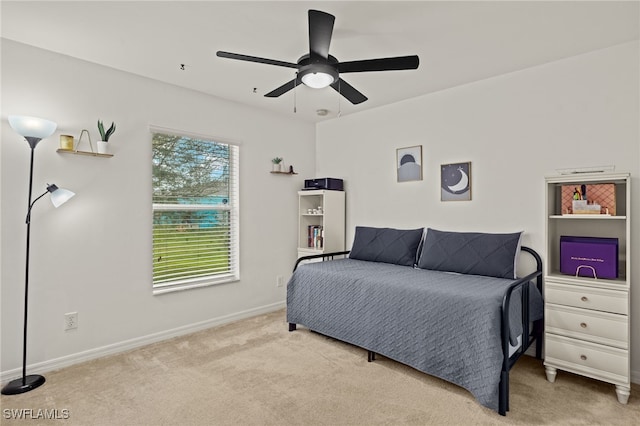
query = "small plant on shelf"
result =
(97, 120, 116, 142)
(272, 157, 283, 172)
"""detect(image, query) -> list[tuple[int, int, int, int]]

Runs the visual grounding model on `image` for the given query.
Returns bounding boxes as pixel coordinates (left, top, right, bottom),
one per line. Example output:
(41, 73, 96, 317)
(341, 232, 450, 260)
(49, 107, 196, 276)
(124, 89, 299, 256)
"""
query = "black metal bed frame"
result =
(288, 247, 544, 416)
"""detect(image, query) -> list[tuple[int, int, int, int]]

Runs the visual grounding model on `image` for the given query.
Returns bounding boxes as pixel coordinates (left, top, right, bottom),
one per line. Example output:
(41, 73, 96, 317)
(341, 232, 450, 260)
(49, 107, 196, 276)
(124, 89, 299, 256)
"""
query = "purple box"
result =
(560, 236, 618, 279)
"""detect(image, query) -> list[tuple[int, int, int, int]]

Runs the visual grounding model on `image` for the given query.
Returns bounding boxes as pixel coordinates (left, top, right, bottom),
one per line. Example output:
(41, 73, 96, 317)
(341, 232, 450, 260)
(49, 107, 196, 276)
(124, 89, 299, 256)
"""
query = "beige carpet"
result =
(1, 310, 638, 425)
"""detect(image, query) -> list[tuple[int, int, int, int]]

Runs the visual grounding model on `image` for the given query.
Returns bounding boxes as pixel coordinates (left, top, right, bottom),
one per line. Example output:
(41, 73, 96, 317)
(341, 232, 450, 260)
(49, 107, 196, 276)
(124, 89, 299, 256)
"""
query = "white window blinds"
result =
(152, 130, 239, 292)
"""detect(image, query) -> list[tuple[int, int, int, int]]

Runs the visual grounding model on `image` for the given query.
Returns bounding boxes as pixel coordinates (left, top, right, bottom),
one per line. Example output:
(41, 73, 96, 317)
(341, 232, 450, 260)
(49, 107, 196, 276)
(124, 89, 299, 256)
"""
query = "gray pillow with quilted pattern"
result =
(417, 228, 523, 279)
(349, 226, 424, 266)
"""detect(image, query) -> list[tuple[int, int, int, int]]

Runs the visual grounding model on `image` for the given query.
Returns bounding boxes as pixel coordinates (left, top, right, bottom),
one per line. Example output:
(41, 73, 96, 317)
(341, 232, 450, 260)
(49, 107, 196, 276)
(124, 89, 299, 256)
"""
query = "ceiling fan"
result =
(216, 10, 420, 105)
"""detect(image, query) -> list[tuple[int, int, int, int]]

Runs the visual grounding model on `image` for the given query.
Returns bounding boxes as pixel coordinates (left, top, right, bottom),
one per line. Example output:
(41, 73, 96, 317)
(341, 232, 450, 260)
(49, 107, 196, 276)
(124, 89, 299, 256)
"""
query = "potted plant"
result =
(97, 120, 116, 154)
(272, 157, 283, 172)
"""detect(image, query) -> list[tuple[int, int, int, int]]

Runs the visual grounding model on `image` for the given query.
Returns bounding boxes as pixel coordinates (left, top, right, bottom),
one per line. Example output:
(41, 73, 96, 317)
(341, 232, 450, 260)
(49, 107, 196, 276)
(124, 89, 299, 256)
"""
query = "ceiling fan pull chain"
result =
(293, 72, 298, 113)
(337, 80, 342, 117)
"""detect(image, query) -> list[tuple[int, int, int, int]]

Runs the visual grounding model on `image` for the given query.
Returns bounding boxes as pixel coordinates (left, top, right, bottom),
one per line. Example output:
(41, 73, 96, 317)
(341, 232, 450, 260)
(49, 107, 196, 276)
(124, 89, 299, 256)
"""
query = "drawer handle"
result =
(580, 355, 587, 361)
(580, 322, 588, 328)
(580, 296, 589, 302)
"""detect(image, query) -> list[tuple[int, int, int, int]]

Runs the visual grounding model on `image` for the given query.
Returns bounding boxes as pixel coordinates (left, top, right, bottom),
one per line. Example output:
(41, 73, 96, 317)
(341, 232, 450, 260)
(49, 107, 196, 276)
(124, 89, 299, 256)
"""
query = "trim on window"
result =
(153, 273, 240, 296)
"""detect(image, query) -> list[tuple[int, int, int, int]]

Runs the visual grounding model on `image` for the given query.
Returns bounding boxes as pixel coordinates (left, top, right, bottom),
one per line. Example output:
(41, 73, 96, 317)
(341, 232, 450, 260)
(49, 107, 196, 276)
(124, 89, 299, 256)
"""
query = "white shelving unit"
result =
(297, 190, 345, 258)
(543, 172, 631, 404)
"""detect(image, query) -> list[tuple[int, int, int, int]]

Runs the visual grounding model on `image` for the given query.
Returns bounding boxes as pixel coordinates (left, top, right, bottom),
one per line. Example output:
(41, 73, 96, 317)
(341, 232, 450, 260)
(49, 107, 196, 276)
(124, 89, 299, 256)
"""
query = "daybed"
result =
(287, 227, 543, 416)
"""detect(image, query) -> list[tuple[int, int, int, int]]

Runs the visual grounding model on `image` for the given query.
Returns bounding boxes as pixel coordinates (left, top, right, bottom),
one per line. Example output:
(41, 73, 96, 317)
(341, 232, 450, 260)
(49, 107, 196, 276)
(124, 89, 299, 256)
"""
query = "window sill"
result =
(153, 275, 239, 295)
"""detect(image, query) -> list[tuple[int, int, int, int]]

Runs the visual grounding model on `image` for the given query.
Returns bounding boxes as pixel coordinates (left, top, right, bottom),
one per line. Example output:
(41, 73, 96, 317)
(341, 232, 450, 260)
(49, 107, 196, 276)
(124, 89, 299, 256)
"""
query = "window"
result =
(151, 129, 239, 294)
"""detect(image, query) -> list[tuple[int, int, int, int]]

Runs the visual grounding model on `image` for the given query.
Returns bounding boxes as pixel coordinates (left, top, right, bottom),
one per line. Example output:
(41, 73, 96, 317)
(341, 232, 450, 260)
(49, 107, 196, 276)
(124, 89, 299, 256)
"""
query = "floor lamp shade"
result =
(47, 184, 75, 208)
(8, 115, 57, 140)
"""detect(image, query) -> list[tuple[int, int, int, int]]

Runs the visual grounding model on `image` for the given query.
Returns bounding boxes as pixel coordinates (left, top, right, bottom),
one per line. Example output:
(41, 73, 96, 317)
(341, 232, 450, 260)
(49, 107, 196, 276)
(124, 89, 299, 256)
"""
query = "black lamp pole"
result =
(2, 137, 46, 395)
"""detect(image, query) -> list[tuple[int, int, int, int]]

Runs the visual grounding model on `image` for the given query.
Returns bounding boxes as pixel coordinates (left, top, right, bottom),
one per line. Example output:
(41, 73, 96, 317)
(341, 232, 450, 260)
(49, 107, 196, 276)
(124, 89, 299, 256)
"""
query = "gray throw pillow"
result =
(416, 228, 523, 279)
(349, 226, 424, 266)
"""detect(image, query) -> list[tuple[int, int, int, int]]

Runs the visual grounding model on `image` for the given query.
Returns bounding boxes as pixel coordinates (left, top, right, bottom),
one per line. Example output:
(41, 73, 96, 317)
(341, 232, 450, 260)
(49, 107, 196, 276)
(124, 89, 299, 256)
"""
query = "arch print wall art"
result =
(441, 162, 472, 201)
(396, 145, 422, 182)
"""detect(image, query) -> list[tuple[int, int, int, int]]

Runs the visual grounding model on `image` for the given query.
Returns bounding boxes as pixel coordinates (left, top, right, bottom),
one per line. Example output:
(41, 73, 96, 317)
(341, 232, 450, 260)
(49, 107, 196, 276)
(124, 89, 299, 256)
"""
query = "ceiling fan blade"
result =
(331, 78, 368, 105)
(338, 55, 420, 73)
(216, 51, 298, 69)
(308, 10, 335, 60)
(264, 78, 302, 98)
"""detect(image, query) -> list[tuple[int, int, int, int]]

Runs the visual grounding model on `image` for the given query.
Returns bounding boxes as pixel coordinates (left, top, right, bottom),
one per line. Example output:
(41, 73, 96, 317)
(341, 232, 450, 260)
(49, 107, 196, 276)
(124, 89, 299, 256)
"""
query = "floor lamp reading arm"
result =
(25, 191, 49, 224)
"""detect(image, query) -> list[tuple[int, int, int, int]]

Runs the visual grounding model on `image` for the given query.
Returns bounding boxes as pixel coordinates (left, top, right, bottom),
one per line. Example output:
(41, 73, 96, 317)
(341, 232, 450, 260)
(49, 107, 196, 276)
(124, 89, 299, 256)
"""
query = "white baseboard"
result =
(1, 301, 285, 383)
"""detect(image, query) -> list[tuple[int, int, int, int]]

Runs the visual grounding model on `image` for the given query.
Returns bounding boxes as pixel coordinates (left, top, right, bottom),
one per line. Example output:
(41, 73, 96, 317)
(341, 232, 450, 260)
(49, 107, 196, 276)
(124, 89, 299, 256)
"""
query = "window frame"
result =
(150, 126, 240, 295)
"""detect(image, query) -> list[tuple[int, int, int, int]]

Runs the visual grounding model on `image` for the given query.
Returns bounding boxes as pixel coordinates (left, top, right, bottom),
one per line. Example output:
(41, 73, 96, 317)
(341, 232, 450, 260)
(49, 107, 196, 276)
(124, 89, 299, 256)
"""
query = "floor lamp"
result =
(1, 115, 75, 395)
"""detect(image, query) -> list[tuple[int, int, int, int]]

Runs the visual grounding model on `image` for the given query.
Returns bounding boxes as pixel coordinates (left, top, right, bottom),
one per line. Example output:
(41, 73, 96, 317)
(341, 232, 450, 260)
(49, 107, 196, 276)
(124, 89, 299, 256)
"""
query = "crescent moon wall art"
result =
(441, 162, 472, 201)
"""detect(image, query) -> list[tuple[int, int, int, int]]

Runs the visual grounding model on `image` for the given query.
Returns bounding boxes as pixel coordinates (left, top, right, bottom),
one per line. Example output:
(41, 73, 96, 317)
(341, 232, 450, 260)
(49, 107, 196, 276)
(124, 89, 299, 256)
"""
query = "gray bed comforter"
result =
(286, 258, 543, 412)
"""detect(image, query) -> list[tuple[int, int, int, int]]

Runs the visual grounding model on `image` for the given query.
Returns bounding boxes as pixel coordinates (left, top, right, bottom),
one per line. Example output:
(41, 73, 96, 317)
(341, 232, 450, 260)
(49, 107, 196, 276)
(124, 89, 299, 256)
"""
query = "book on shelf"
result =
(307, 225, 324, 249)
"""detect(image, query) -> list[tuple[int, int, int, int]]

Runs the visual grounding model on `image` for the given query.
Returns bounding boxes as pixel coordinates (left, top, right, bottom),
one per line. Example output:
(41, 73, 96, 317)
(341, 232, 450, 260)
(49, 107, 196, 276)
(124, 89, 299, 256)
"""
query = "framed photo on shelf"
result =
(560, 183, 615, 215)
(441, 162, 471, 201)
(396, 145, 422, 182)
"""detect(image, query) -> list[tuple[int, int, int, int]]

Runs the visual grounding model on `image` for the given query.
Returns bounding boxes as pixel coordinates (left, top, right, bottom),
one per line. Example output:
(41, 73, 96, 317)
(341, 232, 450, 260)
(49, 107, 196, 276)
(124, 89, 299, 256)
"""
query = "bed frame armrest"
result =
(293, 251, 351, 272)
(501, 246, 543, 360)
(498, 246, 543, 415)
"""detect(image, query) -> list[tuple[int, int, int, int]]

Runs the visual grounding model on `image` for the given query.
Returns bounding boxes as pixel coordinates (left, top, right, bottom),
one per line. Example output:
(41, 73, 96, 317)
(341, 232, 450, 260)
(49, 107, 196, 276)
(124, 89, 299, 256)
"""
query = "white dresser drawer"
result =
(545, 282, 628, 314)
(545, 334, 629, 384)
(546, 304, 628, 348)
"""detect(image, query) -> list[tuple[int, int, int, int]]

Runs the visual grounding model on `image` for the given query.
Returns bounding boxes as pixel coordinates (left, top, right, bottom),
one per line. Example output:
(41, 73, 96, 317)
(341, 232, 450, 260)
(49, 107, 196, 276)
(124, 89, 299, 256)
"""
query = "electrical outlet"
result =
(276, 275, 285, 287)
(64, 312, 78, 331)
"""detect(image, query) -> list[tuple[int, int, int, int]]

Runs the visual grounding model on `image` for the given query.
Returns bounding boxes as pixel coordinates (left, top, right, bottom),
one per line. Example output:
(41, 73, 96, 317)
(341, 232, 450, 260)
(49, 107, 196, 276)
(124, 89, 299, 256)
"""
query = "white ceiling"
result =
(2, 1, 639, 123)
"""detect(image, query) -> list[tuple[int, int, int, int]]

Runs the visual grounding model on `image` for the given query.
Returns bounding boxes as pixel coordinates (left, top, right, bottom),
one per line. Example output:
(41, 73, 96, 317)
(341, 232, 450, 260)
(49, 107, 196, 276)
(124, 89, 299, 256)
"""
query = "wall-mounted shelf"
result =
(56, 149, 113, 158)
(270, 171, 298, 175)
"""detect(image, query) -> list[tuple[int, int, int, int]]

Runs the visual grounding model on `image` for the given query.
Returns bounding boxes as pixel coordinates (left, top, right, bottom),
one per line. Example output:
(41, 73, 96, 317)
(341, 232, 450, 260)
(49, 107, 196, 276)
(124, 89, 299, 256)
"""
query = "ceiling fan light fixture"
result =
(301, 71, 334, 89)
(298, 63, 338, 89)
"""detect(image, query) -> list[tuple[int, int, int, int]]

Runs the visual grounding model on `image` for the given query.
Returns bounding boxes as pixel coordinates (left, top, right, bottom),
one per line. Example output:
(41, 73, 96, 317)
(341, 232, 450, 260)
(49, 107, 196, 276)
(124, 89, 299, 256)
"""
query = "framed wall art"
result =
(441, 162, 471, 201)
(396, 145, 422, 182)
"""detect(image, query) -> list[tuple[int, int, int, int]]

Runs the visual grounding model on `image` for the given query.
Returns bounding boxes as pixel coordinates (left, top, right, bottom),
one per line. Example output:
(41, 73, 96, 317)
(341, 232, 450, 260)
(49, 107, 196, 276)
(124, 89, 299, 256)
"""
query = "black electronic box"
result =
(303, 178, 343, 191)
